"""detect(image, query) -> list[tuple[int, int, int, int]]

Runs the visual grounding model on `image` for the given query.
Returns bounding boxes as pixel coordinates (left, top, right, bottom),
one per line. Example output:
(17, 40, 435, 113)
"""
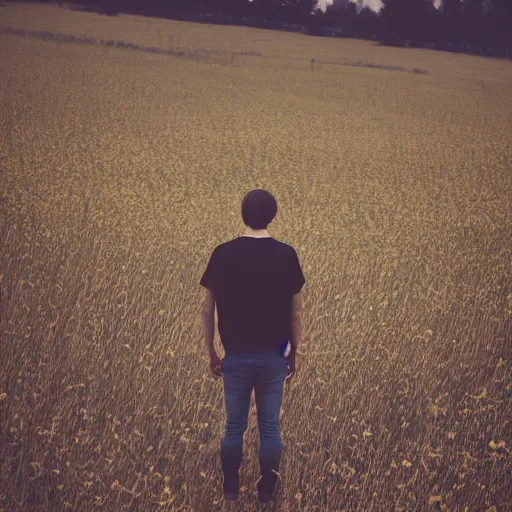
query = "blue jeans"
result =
(221, 351, 287, 497)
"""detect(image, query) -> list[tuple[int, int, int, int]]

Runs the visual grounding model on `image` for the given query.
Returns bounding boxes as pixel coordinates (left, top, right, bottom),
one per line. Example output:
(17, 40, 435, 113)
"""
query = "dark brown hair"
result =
(241, 189, 278, 230)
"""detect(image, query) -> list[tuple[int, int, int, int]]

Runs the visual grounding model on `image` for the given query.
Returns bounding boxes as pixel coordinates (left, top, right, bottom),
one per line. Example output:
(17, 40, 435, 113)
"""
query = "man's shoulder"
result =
(218, 237, 295, 253)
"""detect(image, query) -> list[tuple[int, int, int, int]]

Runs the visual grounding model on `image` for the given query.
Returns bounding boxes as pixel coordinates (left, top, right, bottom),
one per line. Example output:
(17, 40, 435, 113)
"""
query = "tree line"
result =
(377, 0, 511, 54)
(61, 0, 511, 56)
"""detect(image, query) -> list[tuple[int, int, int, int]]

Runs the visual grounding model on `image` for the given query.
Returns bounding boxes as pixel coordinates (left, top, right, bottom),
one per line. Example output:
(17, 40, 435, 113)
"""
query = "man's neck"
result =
(242, 227, 271, 238)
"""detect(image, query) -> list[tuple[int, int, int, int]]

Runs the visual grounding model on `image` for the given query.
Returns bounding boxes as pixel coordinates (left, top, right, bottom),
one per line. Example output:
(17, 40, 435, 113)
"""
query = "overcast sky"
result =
(317, 0, 384, 12)
(318, 0, 442, 13)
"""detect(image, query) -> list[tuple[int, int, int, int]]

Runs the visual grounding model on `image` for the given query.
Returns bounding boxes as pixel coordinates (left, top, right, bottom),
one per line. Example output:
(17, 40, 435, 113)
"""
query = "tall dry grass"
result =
(1, 3, 511, 511)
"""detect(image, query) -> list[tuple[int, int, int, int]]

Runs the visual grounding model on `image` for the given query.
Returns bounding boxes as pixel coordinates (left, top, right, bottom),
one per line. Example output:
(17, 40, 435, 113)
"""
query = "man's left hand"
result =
(209, 352, 223, 379)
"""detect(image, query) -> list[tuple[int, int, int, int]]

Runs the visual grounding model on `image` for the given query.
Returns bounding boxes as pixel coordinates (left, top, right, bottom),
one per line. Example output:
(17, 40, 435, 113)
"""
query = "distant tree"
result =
(462, 0, 484, 47)
(463, 0, 483, 15)
(488, 0, 512, 56)
(325, 0, 354, 16)
(304, 4, 325, 34)
(330, 0, 351, 10)
(229, 0, 252, 18)
(356, 5, 382, 38)
(324, 0, 357, 31)
(359, 5, 376, 17)
(411, 0, 437, 45)
(379, 0, 409, 44)
(284, 0, 319, 25)
(441, 0, 462, 15)
(251, 0, 281, 21)
(380, 0, 433, 45)
(441, 0, 463, 42)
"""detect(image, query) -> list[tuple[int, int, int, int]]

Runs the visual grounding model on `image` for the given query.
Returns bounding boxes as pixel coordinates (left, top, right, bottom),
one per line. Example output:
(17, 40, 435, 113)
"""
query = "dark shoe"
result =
(222, 471, 239, 501)
(257, 478, 280, 503)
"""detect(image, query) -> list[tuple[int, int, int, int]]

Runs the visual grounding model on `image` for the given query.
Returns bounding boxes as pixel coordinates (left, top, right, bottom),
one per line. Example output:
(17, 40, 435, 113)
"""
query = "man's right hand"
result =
(284, 341, 295, 381)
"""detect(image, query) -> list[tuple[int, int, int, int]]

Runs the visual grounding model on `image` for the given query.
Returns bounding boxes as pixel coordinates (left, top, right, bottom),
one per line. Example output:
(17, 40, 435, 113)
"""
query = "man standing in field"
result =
(200, 189, 305, 504)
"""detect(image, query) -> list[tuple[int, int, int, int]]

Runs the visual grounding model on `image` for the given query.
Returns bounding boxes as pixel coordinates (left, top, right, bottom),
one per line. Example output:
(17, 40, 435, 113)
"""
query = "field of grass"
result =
(1, 3, 511, 511)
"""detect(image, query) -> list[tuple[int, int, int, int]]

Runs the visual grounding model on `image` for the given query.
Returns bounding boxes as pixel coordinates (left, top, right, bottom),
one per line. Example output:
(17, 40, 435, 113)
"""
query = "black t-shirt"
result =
(200, 236, 306, 356)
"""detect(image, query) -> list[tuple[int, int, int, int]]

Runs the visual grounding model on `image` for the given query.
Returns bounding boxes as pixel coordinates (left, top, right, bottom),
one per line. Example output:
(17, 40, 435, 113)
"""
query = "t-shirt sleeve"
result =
(200, 247, 220, 294)
(289, 249, 306, 295)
